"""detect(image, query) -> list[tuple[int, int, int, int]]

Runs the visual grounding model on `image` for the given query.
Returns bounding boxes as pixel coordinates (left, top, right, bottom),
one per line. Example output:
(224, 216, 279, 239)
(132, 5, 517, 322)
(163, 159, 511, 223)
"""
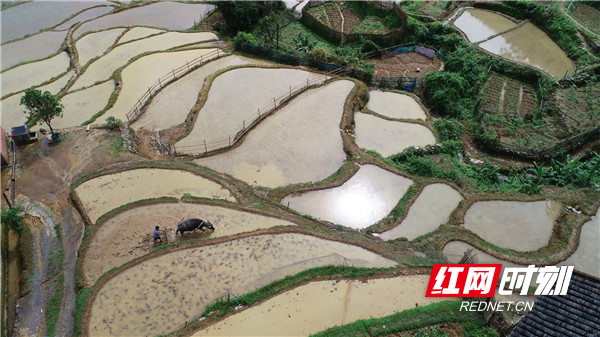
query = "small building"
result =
(509, 270, 600, 336)
(10, 125, 38, 146)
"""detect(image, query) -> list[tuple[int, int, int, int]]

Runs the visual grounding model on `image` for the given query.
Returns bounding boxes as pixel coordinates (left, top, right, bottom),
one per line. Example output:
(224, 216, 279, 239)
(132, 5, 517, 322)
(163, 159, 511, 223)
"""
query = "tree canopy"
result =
(20, 88, 64, 134)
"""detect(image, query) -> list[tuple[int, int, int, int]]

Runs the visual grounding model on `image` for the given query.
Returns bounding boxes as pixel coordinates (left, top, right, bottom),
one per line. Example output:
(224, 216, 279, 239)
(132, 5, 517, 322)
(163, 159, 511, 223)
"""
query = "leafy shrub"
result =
(432, 118, 464, 141)
(234, 31, 258, 45)
(2, 207, 24, 233)
(424, 72, 471, 117)
(360, 39, 380, 53)
(106, 116, 122, 130)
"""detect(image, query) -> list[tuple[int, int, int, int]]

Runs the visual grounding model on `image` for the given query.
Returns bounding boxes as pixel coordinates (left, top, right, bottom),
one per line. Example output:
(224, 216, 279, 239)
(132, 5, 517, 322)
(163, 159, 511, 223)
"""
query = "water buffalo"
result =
(176, 218, 214, 235)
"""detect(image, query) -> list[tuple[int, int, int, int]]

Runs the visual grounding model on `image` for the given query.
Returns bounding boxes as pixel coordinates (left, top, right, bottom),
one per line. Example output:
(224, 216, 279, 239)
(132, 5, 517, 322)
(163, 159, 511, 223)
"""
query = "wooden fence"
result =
(173, 68, 345, 155)
(126, 48, 226, 123)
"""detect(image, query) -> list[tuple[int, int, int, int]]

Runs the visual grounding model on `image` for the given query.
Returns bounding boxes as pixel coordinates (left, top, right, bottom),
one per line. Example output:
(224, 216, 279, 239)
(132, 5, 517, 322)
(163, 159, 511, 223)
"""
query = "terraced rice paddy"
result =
(1, 52, 70, 96)
(195, 80, 352, 187)
(560, 207, 600, 277)
(282, 165, 413, 228)
(463, 200, 561, 251)
(75, 28, 126, 66)
(136, 55, 272, 130)
(366, 91, 427, 120)
(74, 168, 235, 223)
(118, 27, 165, 44)
(354, 113, 436, 157)
(177, 67, 326, 153)
(87, 233, 396, 336)
(194, 276, 450, 336)
(82, 202, 297, 286)
(72, 32, 218, 89)
(380, 184, 463, 241)
(453, 8, 517, 43)
(74, 2, 214, 38)
(53, 81, 115, 129)
(55, 5, 115, 31)
(1, 31, 68, 70)
(100, 48, 221, 123)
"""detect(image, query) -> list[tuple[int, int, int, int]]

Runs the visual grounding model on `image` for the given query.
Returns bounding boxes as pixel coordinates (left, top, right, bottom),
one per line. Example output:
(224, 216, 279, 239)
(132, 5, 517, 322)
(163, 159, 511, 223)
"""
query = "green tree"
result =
(424, 72, 469, 118)
(1, 207, 24, 233)
(255, 10, 293, 49)
(20, 88, 63, 135)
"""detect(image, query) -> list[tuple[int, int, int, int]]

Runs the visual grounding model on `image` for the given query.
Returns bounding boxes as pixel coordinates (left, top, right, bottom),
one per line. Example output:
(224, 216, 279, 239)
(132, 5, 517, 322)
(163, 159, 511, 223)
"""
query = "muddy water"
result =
(87, 233, 396, 336)
(1, 52, 70, 95)
(72, 32, 217, 89)
(118, 27, 165, 44)
(76, 28, 125, 66)
(560, 207, 600, 277)
(99, 48, 220, 123)
(55, 6, 115, 30)
(1, 1, 106, 42)
(37, 71, 75, 95)
(53, 81, 115, 129)
(354, 113, 436, 157)
(177, 67, 326, 152)
(195, 80, 351, 187)
(381, 184, 463, 241)
(136, 55, 272, 131)
(366, 91, 427, 120)
(1, 95, 27, 129)
(453, 9, 517, 43)
(463, 200, 561, 251)
(74, 2, 215, 38)
(443, 241, 523, 266)
(282, 165, 413, 229)
(82, 202, 297, 286)
(195, 276, 450, 336)
(74, 168, 235, 223)
(479, 22, 575, 78)
(1, 31, 68, 70)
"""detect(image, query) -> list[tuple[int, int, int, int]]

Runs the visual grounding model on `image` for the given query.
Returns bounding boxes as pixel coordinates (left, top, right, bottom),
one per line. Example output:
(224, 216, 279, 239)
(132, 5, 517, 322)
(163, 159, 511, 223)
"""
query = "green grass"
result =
(353, 16, 389, 35)
(45, 274, 64, 337)
(74, 288, 92, 337)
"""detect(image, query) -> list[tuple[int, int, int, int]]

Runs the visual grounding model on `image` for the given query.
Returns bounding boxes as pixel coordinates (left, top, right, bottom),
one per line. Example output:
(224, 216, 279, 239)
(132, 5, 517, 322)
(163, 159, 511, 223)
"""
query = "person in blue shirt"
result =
(153, 226, 162, 242)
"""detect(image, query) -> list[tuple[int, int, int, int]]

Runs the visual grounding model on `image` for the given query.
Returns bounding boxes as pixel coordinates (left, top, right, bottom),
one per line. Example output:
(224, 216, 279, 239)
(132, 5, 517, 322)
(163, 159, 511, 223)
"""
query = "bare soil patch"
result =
(372, 53, 442, 78)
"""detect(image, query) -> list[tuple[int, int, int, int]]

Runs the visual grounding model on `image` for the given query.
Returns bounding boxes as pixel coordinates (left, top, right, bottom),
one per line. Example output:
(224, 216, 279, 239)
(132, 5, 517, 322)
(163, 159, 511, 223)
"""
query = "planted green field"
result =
(570, 3, 600, 35)
(554, 81, 600, 131)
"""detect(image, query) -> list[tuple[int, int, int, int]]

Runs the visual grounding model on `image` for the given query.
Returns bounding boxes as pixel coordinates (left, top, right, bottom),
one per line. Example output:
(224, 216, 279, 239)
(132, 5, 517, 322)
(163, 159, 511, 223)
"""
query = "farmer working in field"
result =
(153, 225, 162, 242)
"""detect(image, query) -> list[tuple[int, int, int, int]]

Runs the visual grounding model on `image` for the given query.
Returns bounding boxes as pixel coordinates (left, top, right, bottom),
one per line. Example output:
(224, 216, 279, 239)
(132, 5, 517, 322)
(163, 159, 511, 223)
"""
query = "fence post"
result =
(258, 108, 260, 117)
(243, 120, 245, 130)
(273, 97, 276, 107)
(307, 78, 309, 88)
(186, 60, 190, 71)
(172, 69, 175, 78)
(158, 78, 162, 88)
(204, 140, 207, 153)
(229, 135, 231, 146)
(290, 85, 292, 97)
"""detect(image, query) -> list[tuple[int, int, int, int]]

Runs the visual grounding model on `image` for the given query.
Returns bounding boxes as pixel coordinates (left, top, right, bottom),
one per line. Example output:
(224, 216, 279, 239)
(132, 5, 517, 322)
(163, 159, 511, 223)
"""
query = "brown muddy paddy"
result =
(453, 8, 517, 43)
(282, 165, 413, 229)
(73, 2, 215, 38)
(560, 207, 599, 277)
(118, 27, 165, 44)
(55, 5, 115, 31)
(100, 48, 221, 123)
(0, 1, 107, 42)
(177, 67, 326, 152)
(82, 202, 297, 286)
(87, 233, 396, 336)
(463, 200, 561, 252)
(1, 31, 68, 70)
(72, 32, 217, 89)
(37, 71, 75, 95)
(1, 52, 70, 96)
(479, 22, 575, 78)
(74, 168, 235, 223)
(354, 113, 436, 157)
(53, 81, 115, 129)
(195, 276, 450, 336)
(75, 28, 125, 66)
(365, 90, 427, 120)
(195, 80, 352, 187)
(136, 55, 273, 131)
(380, 183, 463, 241)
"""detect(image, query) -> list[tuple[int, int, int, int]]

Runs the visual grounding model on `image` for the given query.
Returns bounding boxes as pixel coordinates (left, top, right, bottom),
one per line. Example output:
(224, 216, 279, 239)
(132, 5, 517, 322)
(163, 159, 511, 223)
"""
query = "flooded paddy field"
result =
(195, 276, 449, 336)
(453, 9, 517, 43)
(560, 207, 600, 277)
(366, 91, 427, 120)
(137, 55, 272, 131)
(1, 31, 67, 70)
(72, 32, 218, 89)
(282, 165, 413, 229)
(73, 2, 215, 38)
(354, 113, 436, 157)
(82, 202, 297, 286)
(118, 27, 165, 44)
(75, 28, 125, 67)
(53, 81, 115, 129)
(55, 5, 115, 31)
(87, 233, 396, 336)
(195, 80, 352, 187)
(177, 67, 326, 152)
(463, 200, 561, 252)
(100, 48, 221, 123)
(1, 52, 70, 96)
(380, 184, 463, 241)
(1, 1, 107, 42)
(74, 168, 235, 223)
